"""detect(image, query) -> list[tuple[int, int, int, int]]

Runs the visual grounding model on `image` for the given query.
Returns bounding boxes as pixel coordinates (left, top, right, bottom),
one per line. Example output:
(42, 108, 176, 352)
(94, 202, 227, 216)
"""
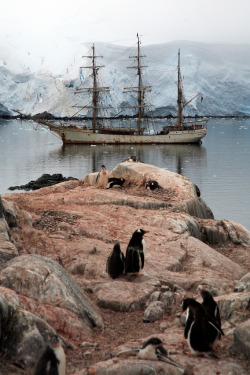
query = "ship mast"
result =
(74, 44, 111, 133)
(177, 49, 183, 128)
(124, 34, 152, 135)
(177, 49, 201, 128)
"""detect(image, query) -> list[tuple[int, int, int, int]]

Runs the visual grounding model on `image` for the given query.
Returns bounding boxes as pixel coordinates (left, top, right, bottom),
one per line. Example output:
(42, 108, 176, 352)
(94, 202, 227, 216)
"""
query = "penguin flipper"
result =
(117, 348, 139, 357)
(140, 251, 144, 269)
(184, 309, 194, 339)
(96, 172, 101, 183)
(208, 320, 224, 336)
(132, 249, 140, 272)
(121, 251, 125, 264)
(125, 248, 135, 272)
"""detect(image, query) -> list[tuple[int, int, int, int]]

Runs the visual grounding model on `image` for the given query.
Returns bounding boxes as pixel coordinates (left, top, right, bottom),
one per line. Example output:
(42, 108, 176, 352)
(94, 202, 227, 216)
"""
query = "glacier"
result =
(0, 40, 250, 118)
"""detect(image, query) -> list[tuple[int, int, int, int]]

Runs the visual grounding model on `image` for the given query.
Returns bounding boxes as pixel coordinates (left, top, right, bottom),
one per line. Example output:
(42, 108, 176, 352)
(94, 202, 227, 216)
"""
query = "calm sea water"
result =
(0, 118, 249, 230)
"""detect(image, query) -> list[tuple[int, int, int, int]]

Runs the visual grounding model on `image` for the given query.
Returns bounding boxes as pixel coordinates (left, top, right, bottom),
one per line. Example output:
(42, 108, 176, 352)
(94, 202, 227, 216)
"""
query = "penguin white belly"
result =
(138, 345, 157, 360)
(53, 345, 66, 375)
(185, 307, 190, 322)
(142, 239, 146, 256)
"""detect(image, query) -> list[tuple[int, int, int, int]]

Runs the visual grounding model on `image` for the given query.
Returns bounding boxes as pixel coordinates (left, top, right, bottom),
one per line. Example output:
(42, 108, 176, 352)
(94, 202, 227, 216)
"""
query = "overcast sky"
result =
(0, 0, 249, 70)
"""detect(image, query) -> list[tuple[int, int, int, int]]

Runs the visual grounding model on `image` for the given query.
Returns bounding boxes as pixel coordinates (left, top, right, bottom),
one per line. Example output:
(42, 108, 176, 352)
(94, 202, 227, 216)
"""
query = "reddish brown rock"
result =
(0, 161, 249, 374)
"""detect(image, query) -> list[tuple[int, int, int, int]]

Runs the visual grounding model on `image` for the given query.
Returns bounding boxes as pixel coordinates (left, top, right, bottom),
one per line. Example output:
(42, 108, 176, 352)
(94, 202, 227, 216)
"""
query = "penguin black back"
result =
(145, 180, 160, 190)
(33, 335, 65, 375)
(125, 229, 148, 273)
(106, 242, 125, 279)
(106, 177, 126, 189)
(182, 298, 223, 354)
(200, 288, 221, 329)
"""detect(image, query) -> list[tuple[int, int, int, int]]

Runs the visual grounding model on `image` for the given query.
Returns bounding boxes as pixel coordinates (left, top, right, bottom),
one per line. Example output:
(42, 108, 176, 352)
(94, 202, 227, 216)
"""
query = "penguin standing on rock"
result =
(182, 298, 224, 357)
(106, 242, 125, 279)
(96, 165, 110, 188)
(125, 229, 148, 275)
(33, 334, 66, 375)
(198, 287, 222, 341)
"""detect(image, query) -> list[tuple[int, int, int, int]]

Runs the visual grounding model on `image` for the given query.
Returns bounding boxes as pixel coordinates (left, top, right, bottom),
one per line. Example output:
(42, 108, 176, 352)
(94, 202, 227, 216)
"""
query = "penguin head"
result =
(49, 334, 60, 348)
(113, 242, 121, 252)
(135, 229, 149, 237)
(141, 337, 163, 349)
(101, 165, 106, 172)
(182, 298, 200, 313)
(199, 288, 214, 301)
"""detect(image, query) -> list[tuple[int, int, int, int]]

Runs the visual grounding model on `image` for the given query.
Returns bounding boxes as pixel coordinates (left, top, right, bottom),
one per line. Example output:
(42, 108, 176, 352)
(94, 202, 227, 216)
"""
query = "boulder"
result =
(74, 358, 184, 375)
(229, 319, 250, 360)
(0, 197, 18, 267)
(94, 279, 156, 312)
(0, 285, 93, 340)
(0, 254, 103, 329)
(216, 292, 250, 323)
(8, 173, 79, 191)
(1, 198, 18, 228)
(0, 293, 57, 367)
(234, 273, 250, 292)
(143, 301, 165, 322)
(110, 162, 214, 219)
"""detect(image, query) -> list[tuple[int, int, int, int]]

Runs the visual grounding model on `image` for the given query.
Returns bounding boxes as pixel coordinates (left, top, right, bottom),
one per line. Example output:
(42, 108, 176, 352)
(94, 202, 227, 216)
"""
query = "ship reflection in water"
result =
(57, 142, 207, 179)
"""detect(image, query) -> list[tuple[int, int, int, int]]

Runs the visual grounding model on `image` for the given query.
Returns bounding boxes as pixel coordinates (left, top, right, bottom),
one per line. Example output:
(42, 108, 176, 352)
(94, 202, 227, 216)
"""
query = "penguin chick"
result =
(33, 334, 66, 375)
(198, 287, 222, 341)
(182, 298, 224, 357)
(145, 180, 160, 190)
(106, 242, 125, 279)
(138, 337, 183, 369)
(125, 229, 148, 275)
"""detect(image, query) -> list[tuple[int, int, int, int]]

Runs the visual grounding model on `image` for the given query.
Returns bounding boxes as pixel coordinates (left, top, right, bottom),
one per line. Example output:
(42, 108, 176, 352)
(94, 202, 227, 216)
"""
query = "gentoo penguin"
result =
(33, 334, 66, 375)
(117, 337, 183, 369)
(125, 229, 148, 275)
(198, 287, 222, 341)
(138, 337, 183, 369)
(96, 165, 110, 188)
(106, 177, 126, 189)
(106, 242, 125, 279)
(182, 298, 224, 356)
(145, 180, 160, 190)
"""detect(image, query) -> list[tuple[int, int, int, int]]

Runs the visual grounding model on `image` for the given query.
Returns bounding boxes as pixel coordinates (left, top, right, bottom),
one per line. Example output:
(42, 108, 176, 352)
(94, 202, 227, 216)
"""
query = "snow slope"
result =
(0, 40, 250, 117)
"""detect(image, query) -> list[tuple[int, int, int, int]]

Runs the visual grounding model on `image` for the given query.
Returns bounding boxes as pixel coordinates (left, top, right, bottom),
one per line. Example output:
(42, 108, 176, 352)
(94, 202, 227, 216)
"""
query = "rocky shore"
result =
(0, 160, 249, 375)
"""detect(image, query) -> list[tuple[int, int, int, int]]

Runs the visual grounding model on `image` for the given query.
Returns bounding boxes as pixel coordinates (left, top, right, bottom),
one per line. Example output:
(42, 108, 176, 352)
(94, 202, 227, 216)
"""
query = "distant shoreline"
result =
(1, 114, 250, 121)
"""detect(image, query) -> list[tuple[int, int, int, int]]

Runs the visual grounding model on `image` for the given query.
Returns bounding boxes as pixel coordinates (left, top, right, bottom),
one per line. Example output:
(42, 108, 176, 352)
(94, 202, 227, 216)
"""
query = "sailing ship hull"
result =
(50, 127, 207, 144)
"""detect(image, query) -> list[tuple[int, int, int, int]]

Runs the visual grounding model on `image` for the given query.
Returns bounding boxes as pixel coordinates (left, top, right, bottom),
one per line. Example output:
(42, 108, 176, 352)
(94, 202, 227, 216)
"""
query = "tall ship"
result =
(15, 36, 207, 144)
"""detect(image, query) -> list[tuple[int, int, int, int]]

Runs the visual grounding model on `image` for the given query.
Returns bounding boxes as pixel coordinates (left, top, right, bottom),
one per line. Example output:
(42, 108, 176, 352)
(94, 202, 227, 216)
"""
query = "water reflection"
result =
(49, 143, 207, 177)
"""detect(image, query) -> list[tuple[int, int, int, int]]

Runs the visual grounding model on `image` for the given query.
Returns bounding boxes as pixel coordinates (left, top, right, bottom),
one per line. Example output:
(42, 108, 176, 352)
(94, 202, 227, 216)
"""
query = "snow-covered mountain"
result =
(0, 40, 250, 117)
